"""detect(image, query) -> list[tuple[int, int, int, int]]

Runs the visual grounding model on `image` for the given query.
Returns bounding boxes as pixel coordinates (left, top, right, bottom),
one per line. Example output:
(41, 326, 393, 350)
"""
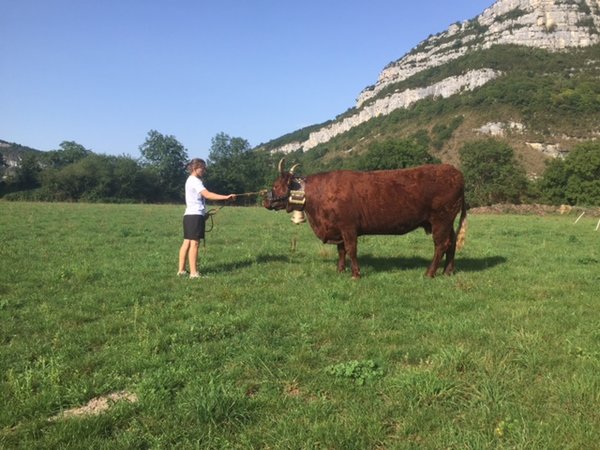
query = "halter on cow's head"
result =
(263, 158, 305, 215)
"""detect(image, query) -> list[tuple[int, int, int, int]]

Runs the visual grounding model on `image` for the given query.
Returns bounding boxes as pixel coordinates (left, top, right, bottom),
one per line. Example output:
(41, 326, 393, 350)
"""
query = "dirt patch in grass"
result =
(50, 391, 138, 421)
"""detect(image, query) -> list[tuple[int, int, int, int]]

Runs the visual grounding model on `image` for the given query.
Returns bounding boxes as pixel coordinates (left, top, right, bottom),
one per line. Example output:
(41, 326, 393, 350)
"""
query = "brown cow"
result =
(263, 159, 467, 279)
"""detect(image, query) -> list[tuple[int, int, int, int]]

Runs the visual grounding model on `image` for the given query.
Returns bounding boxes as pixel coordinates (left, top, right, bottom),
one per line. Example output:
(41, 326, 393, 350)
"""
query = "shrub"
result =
(538, 141, 600, 206)
(459, 139, 529, 207)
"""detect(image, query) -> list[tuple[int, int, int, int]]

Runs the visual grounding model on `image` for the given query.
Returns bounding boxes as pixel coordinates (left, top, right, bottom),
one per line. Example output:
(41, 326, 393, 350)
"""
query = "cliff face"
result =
(359, 0, 600, 106)
(269, 0, 600, 155)
(0, 141, 22, 169)
(276, 69, 502, 154)
(0, 141, 42, 179)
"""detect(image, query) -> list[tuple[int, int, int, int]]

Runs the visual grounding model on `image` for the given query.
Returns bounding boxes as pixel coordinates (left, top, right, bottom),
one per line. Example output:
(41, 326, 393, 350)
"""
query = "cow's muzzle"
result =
(263, 190, 288, 210)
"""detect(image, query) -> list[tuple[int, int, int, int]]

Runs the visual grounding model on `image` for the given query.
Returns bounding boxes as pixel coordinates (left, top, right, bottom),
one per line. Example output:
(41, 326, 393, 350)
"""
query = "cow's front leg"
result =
(342, 232, 360, 279)
(336, 242, 346, 272)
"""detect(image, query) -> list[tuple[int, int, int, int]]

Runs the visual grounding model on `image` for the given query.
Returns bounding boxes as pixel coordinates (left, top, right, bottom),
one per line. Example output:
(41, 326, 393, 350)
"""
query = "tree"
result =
(42, 154, 107, 201)
(563, 142, 600, 205)
(354, 138, 440, 171)
(12, 152, 42, 191)
(539, 141, 600, 206)
(112, 155, 161, 202)
(206, 132, 272, 197)
(0, 153, 6, 194)
(537, 158, 569, 205)
(459, 139, 529, 207)
(139, 130, 188, 201)
(43, 141, 91, 168)
(40, 153, 161, 202)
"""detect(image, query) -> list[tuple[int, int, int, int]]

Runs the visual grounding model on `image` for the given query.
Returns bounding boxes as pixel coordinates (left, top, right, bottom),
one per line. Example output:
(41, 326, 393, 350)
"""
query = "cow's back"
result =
(303, 164, 464, 240)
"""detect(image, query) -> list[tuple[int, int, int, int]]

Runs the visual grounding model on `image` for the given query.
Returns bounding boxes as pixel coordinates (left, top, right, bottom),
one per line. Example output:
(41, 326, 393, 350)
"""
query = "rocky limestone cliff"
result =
(358, 0, 600, 106)
(0, 141, 42, 179)
(0, 142, 21, 168)
(269, 0, 600, 155)
(277, 69, 501, 154)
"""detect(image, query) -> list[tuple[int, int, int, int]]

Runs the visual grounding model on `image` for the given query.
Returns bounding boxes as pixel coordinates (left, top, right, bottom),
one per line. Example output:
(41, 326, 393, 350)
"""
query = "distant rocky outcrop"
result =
(267, 0, 600, 155)
(276, 69, 501, 154)
(0, 141, 22, 170)
(359, 0, 600, 106)
(0, 140, 42, 178)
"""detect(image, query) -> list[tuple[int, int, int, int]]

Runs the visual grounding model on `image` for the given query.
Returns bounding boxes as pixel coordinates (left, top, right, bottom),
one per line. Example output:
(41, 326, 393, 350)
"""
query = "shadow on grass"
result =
(359, 254, 507, 273)
(205, 252, 506, 276)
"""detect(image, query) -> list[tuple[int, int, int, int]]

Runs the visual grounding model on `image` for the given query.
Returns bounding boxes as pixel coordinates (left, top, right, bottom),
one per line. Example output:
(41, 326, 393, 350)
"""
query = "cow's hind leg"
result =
(426, 222, 453, 278)
(443, 229, 457, 275)
(342, 231, 360, 279)
(337, 242, 346, 273)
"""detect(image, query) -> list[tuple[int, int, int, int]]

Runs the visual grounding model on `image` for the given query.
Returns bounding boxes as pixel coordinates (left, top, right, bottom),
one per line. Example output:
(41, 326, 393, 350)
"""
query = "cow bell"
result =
(291, 210, 306, 224)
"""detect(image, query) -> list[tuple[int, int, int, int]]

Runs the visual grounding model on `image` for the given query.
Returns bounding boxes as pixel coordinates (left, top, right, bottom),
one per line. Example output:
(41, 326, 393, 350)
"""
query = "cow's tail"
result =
(455, 196, 467, 251)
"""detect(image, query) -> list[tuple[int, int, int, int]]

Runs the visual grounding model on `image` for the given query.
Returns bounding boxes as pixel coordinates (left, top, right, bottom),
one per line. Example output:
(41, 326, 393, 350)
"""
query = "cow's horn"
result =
(290, 163, 300, 174)
(278, 158, 285, 174)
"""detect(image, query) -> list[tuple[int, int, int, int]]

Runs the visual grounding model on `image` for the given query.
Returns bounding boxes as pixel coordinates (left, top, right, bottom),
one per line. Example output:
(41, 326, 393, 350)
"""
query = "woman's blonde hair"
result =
(187, 158, 206, 174)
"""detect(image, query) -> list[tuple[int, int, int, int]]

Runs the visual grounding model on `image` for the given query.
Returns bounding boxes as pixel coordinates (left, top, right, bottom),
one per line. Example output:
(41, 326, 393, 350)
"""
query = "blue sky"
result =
(1, 0, 494, 160)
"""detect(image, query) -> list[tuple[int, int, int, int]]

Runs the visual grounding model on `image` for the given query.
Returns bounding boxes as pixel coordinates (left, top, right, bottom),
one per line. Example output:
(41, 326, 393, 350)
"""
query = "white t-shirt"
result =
(184, 175, 206, 215)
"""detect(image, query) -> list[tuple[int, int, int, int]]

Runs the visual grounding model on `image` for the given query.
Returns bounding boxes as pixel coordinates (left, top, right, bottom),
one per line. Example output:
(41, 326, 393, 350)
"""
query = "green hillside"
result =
(259, 44, 600, 177)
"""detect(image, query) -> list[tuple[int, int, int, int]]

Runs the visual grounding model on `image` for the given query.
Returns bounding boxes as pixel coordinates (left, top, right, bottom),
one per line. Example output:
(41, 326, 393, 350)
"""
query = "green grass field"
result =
(1, 202, 599, 449)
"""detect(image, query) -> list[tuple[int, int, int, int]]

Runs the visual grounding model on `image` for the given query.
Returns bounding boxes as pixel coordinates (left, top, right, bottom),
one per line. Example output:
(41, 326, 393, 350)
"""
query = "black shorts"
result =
(183, 215, 206, 240)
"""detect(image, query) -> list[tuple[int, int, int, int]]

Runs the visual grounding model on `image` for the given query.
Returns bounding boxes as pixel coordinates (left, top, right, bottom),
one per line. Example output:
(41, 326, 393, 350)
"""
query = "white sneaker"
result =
(177, 271, 188, 277)
(189, 272, 202, 279)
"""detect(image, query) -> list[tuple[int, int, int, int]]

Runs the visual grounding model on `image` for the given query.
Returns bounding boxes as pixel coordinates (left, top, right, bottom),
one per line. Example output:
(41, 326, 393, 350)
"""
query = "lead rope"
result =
(202, 189, 268, 247)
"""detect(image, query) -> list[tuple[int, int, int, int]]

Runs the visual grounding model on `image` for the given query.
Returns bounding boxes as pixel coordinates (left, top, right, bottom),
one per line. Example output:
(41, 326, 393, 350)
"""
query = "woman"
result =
(178, 158, 236, 278)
